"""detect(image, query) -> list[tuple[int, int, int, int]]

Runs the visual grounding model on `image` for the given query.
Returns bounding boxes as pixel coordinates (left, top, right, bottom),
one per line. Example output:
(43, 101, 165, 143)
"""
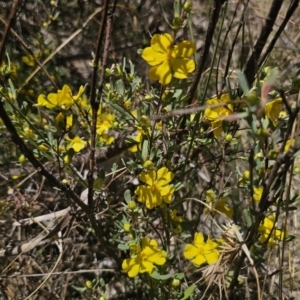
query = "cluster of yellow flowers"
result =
(35, 84, 116, 156)
(122, 233, 222, 278)
(32, 32, 289, 281)
(135, 167, 175, 209)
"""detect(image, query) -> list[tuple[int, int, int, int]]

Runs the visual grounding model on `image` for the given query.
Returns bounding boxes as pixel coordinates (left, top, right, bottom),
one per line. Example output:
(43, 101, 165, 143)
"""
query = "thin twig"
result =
(186, 0, 226, 106)
(258, 0, 300, 70)
(0, 0, 20, 63)
(243, 0, 284, 86)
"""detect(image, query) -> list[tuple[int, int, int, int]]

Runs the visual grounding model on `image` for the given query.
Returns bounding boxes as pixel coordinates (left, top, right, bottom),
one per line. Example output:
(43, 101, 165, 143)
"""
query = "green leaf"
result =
(237, 70, 250, 95)
(118, 243, 129, 251)
(175, 272, 185, 280)
(150, 270, 172, 281)
(293, 150, 300, 157)
(99, 278, 105, 288)
(71, 285, 86, 293)
(8, 79, 17, 100)
(180, 284, 195, 300)
(141, 138, 149, 161)
(150, 270, 161, 280)
(93, 177, 103, 189)
(159, 273, 172, 281)
(110, 102, 136, 120)
(124, 189, 131, 203)
(243, 208, 253, 227)
(115, 79, 125, 95)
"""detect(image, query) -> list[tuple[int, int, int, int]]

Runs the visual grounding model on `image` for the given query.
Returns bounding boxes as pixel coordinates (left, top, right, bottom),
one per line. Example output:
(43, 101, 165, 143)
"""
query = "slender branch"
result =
(221, 0, 249, 90)
(0, 0, 20, 62)
(0, 23, 58, 89)
(89, 0, 110, 110)
(0, 101, 89, 214)
(87, 0, 110, 209)
(243, 0, 284, 86)
(258, 0, 300, 69)
(187, 0, 226, 105)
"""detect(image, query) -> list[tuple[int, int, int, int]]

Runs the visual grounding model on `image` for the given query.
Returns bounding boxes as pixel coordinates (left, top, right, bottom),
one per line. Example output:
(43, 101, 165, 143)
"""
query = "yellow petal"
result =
(159, 185, 174, 197)
(148, 60, 172, 85)
(135, 186, 161, 209)
(139, 170, 155, 185)
(214, 198, 233, 219)
(192, 254, 207, 266)
(151, 33, 172, 54)
(173, 41, 196, 58)
(140, 260, 154, 274)
(147, 252, 166, 265)
(122, 257, 140, 277)
(57, 85, 73, 109)
(170, 58, 195, 79)
(253, 186, 263, 202)
(66, 114, 73, 130)
(204, 250, 219, 265)
(73, 85, 85, 100)
(211, 120, 223, 138)
(194, 232, 205, 247)
(142, 47, 166, 66)
(184, 244, 198, 259)
(265, 98, 282, 126)
(156, 167, 174, 183)
(36, 94, 57, 109)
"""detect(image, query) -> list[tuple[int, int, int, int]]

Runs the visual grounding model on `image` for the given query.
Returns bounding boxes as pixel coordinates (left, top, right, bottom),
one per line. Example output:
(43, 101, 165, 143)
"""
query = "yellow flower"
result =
(128, 128, 145, 153)
(258, 215, 285, 248)
(170, 209, 184, 223)
(38, 144, 49, 152)
(66, 115, 73, 130)
(184, 232, 220, 267)
(66, 136, 87, 152)
(36, 85, 84, 110)
(284, 139, 295, 153)
(96, 114, 115, 135)
(142, 33, 195, 85)
(204, 94, 233, 138)
(23, 127, 36, 139)
(265, 98, 282, 126)
(96, 114, 115, 145)
(122, 237, 166, 277)
(135, 167, 175, 209)
(22, 55, 35, 67)
(253, 186, 263, 202)
(99, 133, 114, 145)
(204, 190, 233, 219)
(76, 94, 90, 111)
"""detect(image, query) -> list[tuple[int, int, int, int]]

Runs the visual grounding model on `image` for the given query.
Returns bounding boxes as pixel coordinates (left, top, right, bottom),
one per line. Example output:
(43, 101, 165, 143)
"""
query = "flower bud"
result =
(242, 170, 250, 181)
(173, 224, 182, 234)
(18, 154, 26, 164)
(172, 17, 183, 29)
(171, 278, 181, 287)
(123, 223, 131, 232)
(85, 280, 93, 289)
(183, 1, 192, 13)
(225, 134, 232, 142)
(268, 149, 278, 160)
(140, 115, 150, 127)
(63, 154, 72, 165)
(128, 201, 136, 210)
(245, 91, 259, 106)
(54, 112, 65, 131)
(143, 160, 153, 169)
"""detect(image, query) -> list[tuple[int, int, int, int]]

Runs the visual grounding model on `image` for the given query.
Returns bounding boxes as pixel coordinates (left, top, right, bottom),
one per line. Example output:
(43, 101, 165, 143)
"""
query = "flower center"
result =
(166, 49, 173, 60)
(141, 251, 148, 260)
(152, 183, 159, 191)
